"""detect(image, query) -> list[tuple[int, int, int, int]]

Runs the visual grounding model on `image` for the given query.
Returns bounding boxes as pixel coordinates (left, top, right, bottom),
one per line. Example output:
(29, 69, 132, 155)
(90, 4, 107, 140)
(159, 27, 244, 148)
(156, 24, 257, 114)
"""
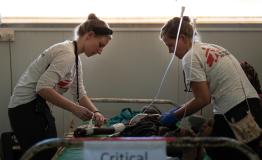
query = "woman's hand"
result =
(93, 111, 106, 127)
(72, 105, 93, 121)
(160, 111, 179, 128)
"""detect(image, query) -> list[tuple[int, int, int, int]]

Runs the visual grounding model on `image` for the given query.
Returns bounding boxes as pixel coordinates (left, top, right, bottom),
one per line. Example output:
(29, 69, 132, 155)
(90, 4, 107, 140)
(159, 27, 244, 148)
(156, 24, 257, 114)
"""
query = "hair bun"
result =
(183, 16, 191, 23)
(88, 13, 98, 20)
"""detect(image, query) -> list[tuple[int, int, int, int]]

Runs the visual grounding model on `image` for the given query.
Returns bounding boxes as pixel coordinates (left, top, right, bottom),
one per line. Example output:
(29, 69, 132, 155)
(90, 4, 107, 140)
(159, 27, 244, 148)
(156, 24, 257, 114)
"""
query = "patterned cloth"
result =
(240, 61, 262, 94)
(106, 108, 140, 126)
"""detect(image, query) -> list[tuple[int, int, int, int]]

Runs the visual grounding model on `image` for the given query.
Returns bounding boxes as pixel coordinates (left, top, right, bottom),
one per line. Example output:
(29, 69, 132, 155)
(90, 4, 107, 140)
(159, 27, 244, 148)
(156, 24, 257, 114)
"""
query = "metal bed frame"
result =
(19, 98, 260, 160)
(90, 97, 177, 106)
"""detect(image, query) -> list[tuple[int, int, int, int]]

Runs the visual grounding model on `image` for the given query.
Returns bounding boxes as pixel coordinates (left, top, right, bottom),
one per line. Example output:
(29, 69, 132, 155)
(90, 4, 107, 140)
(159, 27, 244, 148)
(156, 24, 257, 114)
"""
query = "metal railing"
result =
(91, 97, 178, 106)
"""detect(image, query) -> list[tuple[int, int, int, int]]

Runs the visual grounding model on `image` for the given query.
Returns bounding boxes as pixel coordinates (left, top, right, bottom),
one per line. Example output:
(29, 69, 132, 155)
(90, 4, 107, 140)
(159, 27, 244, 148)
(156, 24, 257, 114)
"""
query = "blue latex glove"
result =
(160, 111, 179, 128)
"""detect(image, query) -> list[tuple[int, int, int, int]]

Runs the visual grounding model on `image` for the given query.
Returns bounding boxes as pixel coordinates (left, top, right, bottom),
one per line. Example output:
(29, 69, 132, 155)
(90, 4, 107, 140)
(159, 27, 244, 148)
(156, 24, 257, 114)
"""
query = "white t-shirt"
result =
(182, 42, 258, 114)
(8, 40, 87, 108)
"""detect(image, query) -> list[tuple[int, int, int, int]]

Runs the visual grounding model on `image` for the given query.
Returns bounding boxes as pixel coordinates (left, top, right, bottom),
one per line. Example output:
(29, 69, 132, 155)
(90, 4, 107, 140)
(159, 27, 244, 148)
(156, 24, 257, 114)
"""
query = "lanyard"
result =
(73, 41, 79, 103)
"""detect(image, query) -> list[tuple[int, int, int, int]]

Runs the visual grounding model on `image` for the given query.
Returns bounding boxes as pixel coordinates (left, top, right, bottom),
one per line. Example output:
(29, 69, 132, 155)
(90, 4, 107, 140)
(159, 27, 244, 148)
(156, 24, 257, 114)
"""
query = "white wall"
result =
(0, 23, 262, 137)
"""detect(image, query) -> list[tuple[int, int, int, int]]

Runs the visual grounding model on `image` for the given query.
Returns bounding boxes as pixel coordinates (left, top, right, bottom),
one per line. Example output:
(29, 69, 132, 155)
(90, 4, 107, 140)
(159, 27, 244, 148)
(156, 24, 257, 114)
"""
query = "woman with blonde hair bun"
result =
(8, 13, 113, 160)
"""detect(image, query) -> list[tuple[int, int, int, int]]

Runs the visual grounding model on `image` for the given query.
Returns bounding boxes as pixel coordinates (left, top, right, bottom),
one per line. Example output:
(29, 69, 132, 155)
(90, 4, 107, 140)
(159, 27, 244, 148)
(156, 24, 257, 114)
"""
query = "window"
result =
(1, 0, 262, 23)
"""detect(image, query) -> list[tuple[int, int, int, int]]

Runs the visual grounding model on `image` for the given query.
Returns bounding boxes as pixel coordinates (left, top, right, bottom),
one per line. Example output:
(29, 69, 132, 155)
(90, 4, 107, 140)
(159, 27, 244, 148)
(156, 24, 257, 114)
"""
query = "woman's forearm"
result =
(79, 95, 98, 112)
(38, 88, 79, 113)
(176, 97, 210, 119)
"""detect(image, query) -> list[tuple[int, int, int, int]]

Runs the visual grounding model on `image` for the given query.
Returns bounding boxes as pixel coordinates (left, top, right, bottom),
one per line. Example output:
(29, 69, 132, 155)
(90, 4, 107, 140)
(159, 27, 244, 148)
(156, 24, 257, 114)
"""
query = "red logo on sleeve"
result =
(57, 80, 71, 88)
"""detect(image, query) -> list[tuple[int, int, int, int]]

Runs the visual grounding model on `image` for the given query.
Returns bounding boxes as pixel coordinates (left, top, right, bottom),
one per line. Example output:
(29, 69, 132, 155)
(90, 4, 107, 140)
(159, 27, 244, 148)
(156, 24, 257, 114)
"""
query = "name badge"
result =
(84, 138, 166, 160)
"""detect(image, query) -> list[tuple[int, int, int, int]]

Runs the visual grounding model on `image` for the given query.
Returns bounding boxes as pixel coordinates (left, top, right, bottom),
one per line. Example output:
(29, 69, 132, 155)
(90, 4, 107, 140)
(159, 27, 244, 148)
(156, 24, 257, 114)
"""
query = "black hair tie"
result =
(93, 27, 113, 36)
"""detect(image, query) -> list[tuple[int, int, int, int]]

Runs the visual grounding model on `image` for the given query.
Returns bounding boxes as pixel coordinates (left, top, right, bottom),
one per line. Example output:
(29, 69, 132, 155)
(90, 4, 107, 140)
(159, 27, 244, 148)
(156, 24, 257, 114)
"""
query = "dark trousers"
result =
(207, 98, 262, 160)
(8, 96, 57, 160)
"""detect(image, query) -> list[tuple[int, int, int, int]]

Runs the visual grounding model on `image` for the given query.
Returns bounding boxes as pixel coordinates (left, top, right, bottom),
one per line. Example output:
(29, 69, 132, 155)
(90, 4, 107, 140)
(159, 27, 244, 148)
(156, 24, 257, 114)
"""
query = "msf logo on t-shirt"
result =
(57, 80, 71, 89)
(202, 47, 229, 67)
(57, 72, 74, 89)
(55, 79, 72, 94)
